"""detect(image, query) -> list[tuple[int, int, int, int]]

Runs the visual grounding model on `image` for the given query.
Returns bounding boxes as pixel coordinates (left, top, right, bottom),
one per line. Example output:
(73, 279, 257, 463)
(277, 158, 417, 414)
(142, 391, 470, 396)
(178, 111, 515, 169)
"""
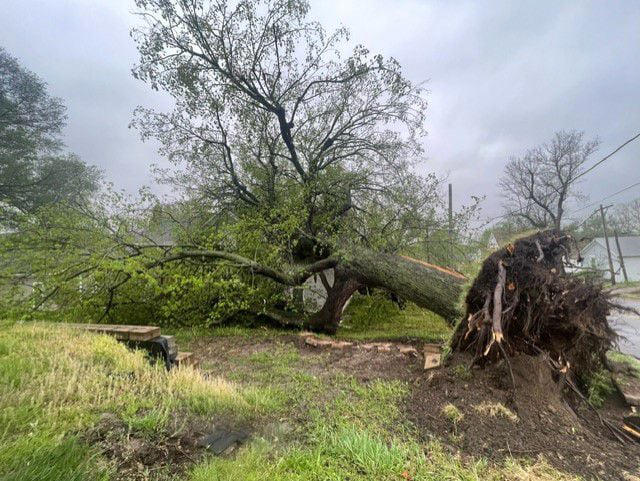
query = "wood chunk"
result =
(304, 336, 333, 347)
(398, 345, 418, 356)
(423, 344, 441, 370)
(174, 351, 197, 368)
(332, 341, 353, 349)
(622, 415, 640, 441)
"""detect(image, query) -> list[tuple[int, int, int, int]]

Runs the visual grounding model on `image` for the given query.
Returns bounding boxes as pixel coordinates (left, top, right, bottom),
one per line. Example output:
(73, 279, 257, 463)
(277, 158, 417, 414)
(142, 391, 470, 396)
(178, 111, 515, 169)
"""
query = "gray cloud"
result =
(2, 0, 639, 221)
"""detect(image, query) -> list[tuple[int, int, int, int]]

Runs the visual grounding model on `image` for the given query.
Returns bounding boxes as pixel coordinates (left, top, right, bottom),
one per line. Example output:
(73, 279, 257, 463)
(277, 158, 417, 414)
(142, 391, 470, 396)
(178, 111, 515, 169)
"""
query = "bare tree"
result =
(499, 131, 599, 230)
(612, 198, 640, 234)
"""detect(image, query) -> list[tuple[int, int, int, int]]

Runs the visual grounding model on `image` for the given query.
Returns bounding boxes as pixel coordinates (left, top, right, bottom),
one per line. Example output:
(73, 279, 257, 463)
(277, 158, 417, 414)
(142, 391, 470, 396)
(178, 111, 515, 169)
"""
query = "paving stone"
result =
(196, 428, 249, 455)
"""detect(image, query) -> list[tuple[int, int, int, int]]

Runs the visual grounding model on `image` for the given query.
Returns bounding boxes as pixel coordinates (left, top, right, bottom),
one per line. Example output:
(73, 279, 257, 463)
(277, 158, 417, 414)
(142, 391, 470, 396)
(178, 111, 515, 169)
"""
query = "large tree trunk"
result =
(303, 248, 466, 333)
(305, 266, 363, 334)
(144, 245, 467, 334)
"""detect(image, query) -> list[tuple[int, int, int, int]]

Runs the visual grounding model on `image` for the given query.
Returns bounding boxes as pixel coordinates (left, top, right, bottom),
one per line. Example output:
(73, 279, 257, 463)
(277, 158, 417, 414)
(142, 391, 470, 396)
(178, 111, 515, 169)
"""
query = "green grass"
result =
(189, 428, 580, 481)
(0, 322, 282, 480)
(585, 369, 616, 408)
(167, 324, 289, 350)
(337, 293, 451, 342)
(607, 350, 640, 378)
(0, 320, 584, 481)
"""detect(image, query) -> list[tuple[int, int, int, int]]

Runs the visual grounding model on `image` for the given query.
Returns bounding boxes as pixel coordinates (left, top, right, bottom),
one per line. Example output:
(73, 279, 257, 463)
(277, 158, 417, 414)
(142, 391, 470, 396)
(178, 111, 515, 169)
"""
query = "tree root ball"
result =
(452, 229, 623, 378)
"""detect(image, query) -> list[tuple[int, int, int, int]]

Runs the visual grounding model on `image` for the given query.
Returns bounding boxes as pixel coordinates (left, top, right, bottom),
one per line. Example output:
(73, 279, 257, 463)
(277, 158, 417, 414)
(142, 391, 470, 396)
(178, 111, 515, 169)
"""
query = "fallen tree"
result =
(139, 246, 467, 334)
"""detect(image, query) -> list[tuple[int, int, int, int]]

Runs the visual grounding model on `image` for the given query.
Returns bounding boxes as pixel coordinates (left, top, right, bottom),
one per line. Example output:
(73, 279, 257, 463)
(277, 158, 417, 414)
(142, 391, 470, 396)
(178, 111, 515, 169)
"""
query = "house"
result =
(580, 235, 640, 282)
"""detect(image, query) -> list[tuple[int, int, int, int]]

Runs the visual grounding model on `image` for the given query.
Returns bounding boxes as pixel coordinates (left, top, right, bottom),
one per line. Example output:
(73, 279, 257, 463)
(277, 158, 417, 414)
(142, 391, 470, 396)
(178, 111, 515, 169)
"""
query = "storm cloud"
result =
(2, 0, 639, 221)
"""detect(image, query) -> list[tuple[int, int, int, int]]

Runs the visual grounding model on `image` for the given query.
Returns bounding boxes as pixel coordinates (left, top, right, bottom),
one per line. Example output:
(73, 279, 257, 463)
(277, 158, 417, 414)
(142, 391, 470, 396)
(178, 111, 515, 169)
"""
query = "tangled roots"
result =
(452, 229, 622, 378)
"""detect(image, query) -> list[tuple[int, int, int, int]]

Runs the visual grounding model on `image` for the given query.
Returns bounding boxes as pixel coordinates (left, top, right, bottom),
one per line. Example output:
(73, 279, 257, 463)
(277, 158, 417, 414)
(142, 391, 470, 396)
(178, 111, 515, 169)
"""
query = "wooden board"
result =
(423, 344, 441, 370)
(66, 323, 161, 341)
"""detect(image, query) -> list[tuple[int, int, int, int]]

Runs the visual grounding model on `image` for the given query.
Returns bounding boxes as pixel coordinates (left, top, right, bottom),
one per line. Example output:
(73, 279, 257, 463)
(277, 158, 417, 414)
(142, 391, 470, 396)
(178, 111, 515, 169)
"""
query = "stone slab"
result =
(196, 428, 249, 455)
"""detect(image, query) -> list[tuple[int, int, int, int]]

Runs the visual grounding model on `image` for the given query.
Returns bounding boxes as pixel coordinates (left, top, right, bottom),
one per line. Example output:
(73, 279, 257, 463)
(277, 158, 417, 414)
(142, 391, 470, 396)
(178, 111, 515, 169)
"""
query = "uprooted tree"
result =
(452, 229, 628, 379)
(2, 0, 624, 381)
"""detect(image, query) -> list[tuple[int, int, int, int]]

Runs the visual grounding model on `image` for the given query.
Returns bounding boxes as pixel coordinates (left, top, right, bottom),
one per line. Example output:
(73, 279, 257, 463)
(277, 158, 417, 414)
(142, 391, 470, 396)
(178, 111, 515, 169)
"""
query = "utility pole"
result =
(448, 183, 453, 265)
(599, 204, 616, 285)
(613, 230, 629, 283)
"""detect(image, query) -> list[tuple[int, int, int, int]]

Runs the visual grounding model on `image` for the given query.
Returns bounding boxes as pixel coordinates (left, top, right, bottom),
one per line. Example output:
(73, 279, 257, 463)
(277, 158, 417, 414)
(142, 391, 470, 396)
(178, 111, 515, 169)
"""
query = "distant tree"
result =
(499, 131, 599, 230)
(612, 198, 640, 235)
(0, 47, 100, 224)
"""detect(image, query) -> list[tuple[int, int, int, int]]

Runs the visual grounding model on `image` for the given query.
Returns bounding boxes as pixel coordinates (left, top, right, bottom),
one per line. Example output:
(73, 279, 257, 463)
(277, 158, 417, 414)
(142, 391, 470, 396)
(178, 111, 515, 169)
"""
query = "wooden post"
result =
(613, 230, 629, 283)
(599, 204, 616, 285)
(448, 183, 453, 265)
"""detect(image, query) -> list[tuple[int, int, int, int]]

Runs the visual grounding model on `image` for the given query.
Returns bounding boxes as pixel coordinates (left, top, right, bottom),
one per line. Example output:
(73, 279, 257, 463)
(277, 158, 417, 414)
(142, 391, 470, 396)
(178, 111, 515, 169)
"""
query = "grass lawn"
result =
(337, 293, 452, 342)
(0, 317, 585, 481)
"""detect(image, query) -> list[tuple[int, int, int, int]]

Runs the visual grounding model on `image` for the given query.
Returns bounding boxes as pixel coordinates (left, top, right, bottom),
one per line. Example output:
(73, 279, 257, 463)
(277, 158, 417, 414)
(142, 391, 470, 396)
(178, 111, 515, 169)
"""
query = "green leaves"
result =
(0, 48, 100, 225)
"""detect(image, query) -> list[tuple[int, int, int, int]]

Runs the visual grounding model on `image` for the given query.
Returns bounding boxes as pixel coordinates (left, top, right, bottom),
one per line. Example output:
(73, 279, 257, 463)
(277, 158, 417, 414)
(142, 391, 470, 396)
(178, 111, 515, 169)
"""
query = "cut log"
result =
(174, 351, 197, 368)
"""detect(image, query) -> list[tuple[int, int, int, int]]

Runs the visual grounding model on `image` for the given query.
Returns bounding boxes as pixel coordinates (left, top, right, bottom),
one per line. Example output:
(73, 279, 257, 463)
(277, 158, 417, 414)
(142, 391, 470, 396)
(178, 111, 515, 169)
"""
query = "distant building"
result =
(580, 236, 640, 282)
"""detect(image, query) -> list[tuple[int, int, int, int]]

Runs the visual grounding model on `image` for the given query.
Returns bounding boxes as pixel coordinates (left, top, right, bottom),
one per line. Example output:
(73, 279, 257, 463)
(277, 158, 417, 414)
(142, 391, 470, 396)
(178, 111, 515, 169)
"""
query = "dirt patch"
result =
(86, 412, 250, 480)
(407, 353, 639, 481)
(191, 334, 639, 480)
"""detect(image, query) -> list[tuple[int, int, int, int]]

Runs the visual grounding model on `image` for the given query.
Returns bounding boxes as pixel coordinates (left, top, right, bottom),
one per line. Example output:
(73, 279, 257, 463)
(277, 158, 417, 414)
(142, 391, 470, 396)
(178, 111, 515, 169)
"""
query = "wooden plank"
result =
(66, 323, 161, 341)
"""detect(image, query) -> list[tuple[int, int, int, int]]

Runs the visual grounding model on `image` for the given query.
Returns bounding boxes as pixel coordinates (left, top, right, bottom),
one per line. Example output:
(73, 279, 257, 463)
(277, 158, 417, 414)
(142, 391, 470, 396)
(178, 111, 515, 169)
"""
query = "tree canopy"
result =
(1, 1, 476, 331)
(0, 47, 100, 225)
(131, 0, 434, 255)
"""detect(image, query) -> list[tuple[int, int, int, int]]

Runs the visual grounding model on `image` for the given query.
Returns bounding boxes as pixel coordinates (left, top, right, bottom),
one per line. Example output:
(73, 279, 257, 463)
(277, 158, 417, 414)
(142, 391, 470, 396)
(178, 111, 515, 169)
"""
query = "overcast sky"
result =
(2, 0, 639, 222)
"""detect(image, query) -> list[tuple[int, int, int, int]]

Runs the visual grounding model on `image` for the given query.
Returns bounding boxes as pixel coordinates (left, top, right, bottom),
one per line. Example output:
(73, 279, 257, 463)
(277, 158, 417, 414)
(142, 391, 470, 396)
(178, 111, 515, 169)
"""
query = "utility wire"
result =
(485, 131, 640, 225)
(573, 131, 640, 182)
(565, 179, 640, 216)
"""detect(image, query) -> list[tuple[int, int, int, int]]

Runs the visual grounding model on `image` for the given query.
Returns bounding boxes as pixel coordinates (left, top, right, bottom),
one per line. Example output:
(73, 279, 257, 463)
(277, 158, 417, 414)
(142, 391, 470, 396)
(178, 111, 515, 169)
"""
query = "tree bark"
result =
(304, 248, 466, 333)
(345, 249, 465, 323)
(305, 266, 363, 334)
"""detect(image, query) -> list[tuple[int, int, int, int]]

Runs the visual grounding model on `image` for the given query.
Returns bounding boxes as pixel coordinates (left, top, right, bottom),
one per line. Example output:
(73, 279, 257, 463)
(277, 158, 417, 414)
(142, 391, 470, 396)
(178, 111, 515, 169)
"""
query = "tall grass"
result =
(0, 322, 267, 480)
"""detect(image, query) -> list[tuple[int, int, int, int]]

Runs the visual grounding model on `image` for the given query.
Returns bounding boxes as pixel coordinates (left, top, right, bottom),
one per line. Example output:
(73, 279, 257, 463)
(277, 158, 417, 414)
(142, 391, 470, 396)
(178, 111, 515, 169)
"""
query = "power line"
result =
(565, 179, 640, 216)
(573, 131, 640, 182)
(485, 131, 640, 225)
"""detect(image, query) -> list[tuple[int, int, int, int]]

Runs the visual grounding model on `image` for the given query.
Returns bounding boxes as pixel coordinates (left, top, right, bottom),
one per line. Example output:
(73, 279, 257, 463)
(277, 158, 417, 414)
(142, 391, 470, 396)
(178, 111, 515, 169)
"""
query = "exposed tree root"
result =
(452, 229, 631, 379)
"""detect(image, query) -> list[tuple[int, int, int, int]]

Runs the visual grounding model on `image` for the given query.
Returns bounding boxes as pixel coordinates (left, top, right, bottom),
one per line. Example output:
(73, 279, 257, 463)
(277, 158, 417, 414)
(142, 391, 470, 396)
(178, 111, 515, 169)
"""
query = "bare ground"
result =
(189, 334, 639, 481)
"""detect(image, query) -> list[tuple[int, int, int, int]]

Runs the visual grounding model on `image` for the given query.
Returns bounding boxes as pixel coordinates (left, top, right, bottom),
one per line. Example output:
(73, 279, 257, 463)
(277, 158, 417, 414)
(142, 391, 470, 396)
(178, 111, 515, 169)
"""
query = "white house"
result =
(580, 235, 640, 282)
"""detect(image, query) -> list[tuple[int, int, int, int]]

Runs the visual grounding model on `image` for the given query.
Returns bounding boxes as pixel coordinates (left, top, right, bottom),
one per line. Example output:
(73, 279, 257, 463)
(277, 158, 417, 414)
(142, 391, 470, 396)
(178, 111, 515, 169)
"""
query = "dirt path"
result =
(190, 334, 640, 481)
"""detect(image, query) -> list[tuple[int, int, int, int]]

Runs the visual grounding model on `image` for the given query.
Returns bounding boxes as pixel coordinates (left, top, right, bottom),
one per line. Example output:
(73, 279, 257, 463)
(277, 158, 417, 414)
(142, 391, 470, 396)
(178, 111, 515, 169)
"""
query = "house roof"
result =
(585, 236, 640, 257)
